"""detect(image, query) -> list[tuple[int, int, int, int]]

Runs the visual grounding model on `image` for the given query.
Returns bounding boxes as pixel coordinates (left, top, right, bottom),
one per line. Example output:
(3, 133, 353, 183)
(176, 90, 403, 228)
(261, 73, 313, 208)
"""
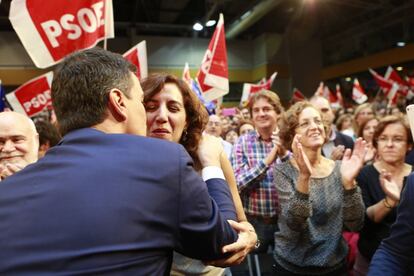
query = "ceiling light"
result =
(397, 41, 406, 47)
(345, 77, 351, 82)
(205, 20, 216, 27)
(193, 22, 203, 31)
(396, 66, 403, 71)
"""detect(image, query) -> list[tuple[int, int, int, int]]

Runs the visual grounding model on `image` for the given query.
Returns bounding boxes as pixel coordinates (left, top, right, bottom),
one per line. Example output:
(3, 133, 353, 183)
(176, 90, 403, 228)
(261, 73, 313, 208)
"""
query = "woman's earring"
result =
(182, 129, 188, 142)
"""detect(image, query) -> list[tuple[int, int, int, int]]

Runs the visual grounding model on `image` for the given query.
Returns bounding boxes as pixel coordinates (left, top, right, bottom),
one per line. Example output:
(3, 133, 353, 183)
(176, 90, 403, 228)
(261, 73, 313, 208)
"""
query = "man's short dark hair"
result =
(52, 47, 136, 136)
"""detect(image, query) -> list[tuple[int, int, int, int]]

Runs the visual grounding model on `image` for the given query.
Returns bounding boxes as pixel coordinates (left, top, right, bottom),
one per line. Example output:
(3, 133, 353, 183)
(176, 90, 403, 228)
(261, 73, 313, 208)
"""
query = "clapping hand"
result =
(0, 162, 25, 180)
(330, 145, 345, 161)
(364, 143, 376, 163)
(380, 169, 402, 203)
(292, 134, 312, 176)
(341, 138, 367, 189)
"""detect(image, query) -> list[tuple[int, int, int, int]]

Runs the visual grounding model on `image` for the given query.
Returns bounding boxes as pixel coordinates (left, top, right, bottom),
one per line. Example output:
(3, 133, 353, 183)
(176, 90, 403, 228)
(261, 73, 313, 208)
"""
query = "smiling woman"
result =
(141, 73, 257, 275)
(272, 101, 366, 275)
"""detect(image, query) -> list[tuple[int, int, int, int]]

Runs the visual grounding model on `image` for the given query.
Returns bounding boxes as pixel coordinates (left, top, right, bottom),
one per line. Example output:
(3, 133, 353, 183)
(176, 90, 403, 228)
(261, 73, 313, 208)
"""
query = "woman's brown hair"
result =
(372, 115, 413, 149)
(278, 101, 328, 151)
(141, 73, 209, 170)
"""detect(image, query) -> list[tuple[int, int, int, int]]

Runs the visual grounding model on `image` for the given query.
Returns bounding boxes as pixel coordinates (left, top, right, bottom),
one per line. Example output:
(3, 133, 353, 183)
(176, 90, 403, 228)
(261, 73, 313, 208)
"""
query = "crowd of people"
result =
(0, 47, 413, 275)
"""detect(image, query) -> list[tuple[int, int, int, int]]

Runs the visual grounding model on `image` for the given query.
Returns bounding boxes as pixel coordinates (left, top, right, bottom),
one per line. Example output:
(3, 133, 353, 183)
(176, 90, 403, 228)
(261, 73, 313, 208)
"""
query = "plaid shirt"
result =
(230, 130, 288, 217)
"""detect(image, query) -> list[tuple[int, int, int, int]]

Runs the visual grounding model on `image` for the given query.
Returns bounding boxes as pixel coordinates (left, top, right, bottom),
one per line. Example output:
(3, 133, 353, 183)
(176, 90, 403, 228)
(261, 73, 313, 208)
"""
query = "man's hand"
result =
(198, 134, 224, 168)
(330, 145, 345, 161)
(204, 220, 257, 267)
(0, 162, 26, 180)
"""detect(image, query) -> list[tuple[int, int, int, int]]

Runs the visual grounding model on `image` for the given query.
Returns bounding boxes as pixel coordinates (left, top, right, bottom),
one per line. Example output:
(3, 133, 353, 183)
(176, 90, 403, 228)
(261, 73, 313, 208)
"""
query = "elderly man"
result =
(309, 96, 354, 160)
(205, 114, 233, 158)
(0, 111, 39, 180)
(0, 48, 254, 275)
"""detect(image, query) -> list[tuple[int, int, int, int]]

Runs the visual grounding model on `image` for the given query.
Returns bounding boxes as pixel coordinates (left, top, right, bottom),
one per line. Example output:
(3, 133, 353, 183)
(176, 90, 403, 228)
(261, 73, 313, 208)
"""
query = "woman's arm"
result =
(221, 153, 247, 222)
(365, 169, 402, 223)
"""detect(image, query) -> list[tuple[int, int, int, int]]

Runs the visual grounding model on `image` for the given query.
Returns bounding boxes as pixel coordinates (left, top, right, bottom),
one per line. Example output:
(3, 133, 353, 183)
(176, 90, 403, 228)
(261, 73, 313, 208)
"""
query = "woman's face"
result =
(145, 83, 187, 143)
(225, 130, 238, 145)
(296, 107, 325, 150)
(341, 117, 352, 130)
(239, 123, 254, 136)
(362, 118, 378, 144)
(356, 107, 374, 126)
(376, 123, 410, 164)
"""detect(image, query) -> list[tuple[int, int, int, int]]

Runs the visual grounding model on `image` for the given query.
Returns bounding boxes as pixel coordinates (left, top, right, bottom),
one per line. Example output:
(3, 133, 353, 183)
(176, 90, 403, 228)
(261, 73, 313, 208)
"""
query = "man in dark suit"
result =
(310, 96, 354, 160)
(0, 48, 242, 275)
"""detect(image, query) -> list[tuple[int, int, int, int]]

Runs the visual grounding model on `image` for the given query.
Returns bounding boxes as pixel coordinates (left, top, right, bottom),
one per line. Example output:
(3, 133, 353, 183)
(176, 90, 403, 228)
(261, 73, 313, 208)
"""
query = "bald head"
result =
(0, 112, 39, 168)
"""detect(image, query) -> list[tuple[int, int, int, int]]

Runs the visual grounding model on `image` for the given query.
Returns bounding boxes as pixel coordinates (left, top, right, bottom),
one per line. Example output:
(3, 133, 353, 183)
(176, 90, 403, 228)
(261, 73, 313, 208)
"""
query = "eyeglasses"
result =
(377, 136, 406, 145)
(252, 106, 274, 114)
(297, 118, 323, 130)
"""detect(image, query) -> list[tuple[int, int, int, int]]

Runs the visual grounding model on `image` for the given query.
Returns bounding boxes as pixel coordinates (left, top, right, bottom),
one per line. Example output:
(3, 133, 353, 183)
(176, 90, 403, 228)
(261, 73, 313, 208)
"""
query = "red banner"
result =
(6, 72, 54, 117)
(123, 41, 148, 80)
(291, 88, 306, 103)
(369, 68, 399, 106)
(196, 14, 229, 102)
(352, 78, 368, 104)
(10, 0, 114, 68)
(240, 72, 277, 105)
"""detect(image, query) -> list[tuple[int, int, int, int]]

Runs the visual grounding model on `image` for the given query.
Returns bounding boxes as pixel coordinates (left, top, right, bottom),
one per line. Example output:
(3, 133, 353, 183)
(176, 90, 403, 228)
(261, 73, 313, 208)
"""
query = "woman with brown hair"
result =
(353, 103, 375, 138)
(272, 101, 366, 275)
(141, 73, 257, 275)
(357, 117, 379, 164)
(353, 115, 413, 275)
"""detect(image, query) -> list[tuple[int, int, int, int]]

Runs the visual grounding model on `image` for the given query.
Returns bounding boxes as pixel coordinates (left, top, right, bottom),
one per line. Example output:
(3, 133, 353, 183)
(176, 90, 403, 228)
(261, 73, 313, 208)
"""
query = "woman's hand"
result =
(292, 134, 312, 177)
(341, 138, 367, 189)
(364, 143, 376, 163)
(380, 169, 402, 204)
(204, 220, 257, 267)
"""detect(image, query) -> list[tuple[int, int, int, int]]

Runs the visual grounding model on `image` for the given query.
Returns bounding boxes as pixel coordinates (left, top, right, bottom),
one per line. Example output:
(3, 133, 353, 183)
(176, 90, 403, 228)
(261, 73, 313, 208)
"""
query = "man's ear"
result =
(108, 89, 128, 121)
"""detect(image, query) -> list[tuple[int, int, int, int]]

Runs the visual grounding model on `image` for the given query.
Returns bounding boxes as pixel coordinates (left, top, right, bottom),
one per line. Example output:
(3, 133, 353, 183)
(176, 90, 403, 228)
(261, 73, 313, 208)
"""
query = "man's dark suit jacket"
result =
(334, 130, 354, 149)
(0, 128, 237, 275)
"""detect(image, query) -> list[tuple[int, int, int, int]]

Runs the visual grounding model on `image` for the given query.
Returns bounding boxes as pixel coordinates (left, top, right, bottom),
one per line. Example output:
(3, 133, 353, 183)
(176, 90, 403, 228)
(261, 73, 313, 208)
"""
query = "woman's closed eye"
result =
(168, 103, 182, 112)
(144, 102, 158, 112)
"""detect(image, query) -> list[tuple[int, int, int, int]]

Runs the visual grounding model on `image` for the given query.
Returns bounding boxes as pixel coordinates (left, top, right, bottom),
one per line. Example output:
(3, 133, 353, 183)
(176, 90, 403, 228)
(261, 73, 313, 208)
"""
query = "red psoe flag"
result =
(291, 87, 305, 103)
(240, 72, 277, 105)
(335, 84, 344, 108)
(196, 14, 229, 102)
(6, 72, 54, 117)
(9, 0, 114, 68)
(369, 68, 399, 106)
(352, 78, 368, 104)
(123, 40, 148, 80)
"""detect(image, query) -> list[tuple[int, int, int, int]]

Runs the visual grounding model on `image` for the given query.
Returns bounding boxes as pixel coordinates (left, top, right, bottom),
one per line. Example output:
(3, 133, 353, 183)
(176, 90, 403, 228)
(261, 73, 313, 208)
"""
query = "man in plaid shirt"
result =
(231, 90, 289, 253)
